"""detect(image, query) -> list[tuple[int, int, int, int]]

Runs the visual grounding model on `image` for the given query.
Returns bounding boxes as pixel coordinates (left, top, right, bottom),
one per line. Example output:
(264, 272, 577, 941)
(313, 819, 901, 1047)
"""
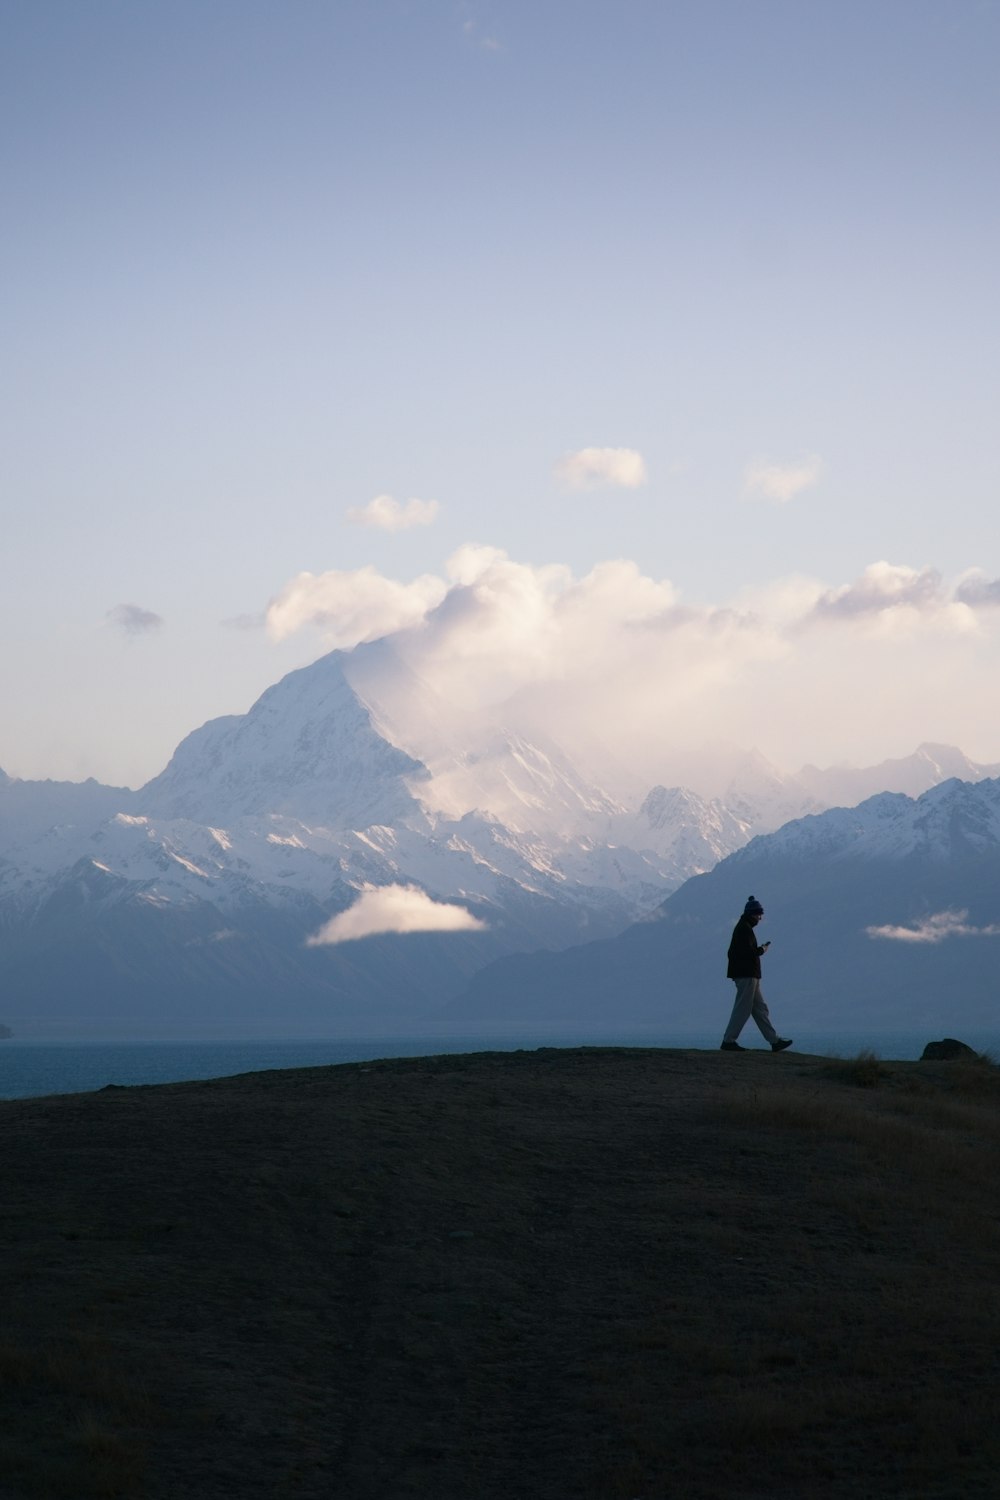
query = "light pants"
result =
(723, 977, 779, 1045)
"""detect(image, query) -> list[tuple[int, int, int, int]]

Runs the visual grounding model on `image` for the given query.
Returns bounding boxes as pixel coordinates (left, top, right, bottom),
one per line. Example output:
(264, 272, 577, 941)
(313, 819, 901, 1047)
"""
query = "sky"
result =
(3, 0, 1000, 791)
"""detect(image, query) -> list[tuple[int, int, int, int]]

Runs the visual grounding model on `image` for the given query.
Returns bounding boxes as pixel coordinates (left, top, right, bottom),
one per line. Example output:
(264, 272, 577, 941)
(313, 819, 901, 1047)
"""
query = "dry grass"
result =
(680, 1055, 1000, 1497)
(0, 1335, 153, 1497)
(820, 1046, 892, 1088)
(2, 1046, 1000, 1499)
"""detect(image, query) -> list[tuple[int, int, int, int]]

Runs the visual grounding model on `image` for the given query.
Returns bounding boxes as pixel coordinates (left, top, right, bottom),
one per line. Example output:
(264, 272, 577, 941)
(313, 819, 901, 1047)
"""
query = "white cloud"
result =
(107, 603, 163, 637)
(811, 562, 943, 620)
(264, 548, 1000, 790)
(265, 566, 447, 646)
(744, 455, 822, 504)
(346, 494, 440, 532)
(806, 562, 976, 638)
(866, 909, 1000, 944)
(306, 884, 487, 945)
(555, 447, 648, 490)
(341, 547, 789, 779)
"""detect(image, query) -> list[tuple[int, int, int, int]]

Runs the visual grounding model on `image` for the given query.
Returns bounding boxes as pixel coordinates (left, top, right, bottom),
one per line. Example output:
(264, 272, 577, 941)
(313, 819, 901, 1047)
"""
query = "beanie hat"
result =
(744, 895, 764, 918)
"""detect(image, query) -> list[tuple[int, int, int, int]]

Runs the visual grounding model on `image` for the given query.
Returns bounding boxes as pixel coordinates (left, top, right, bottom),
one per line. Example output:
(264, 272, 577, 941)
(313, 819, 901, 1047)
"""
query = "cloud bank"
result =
(555, 447, 647, 490)
(866, 910, 1000, 944)
(307, 884, 487, 945)
(346, 494, 440, 531)
(264, 546, 1000, 789)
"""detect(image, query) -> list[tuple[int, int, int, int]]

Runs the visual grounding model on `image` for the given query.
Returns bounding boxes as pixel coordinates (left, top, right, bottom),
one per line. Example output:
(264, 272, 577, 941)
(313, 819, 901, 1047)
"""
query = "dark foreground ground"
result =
(2, 1045, 999, 1500)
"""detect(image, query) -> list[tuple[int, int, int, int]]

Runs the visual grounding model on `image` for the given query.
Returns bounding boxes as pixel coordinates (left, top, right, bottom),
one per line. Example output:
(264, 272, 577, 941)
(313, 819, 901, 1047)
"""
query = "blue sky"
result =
(3, 1, 1000, 787)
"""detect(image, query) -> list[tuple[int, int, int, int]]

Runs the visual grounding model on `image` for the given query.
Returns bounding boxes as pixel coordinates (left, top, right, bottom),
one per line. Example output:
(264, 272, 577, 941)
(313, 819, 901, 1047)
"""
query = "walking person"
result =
(720, 895, 793, 1052)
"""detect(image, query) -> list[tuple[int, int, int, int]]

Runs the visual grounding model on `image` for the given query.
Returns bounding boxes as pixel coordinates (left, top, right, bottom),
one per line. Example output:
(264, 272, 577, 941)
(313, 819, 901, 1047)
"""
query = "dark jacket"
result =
(727, 916, 765, 979)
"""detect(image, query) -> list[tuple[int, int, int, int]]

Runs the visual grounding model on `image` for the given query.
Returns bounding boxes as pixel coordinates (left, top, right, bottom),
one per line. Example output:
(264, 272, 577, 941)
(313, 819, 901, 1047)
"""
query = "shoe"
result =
(771, 1038, 793, 1053)
(720, 1041, 745, 1051)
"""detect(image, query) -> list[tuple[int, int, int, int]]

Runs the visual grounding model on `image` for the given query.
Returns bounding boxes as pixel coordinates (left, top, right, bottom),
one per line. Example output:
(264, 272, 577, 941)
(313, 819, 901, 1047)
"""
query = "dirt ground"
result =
(2, 1045, 999, 1500)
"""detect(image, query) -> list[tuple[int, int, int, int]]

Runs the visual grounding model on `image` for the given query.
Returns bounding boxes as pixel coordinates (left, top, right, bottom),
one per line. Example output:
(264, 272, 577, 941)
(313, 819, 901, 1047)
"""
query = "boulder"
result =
(920, 1038, 978, 1061)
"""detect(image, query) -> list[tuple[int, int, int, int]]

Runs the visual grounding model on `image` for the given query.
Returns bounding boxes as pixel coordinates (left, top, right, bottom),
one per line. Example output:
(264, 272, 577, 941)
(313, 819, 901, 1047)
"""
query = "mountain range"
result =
(1, 644, 997, 1038)
(449, 775, 1000, 1036)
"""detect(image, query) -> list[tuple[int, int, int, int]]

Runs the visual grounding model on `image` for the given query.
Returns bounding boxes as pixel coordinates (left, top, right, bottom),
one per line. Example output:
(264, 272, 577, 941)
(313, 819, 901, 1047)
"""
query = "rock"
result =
(920, 1038, 978, 1061)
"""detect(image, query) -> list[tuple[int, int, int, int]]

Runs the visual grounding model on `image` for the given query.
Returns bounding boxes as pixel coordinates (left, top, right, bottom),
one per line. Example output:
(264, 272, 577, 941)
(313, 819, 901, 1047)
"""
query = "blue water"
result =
(2, 1029, 996, 1102)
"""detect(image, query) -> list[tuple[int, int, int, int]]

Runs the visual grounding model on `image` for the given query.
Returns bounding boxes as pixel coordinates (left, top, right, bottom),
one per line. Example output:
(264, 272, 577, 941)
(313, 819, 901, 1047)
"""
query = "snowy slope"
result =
(140, 651, 427, 828)
(738, 775, 1000, 864)
(610, 785, 750, 877)
(418, 729, 625, 835)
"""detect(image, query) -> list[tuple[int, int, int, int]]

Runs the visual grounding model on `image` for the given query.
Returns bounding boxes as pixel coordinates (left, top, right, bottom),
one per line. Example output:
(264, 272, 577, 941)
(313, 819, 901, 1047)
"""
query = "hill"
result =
(3, 1045, 999, 1498)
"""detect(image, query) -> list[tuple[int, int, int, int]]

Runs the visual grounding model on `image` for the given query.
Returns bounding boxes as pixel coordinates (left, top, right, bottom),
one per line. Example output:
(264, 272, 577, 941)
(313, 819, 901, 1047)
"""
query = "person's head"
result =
(743, 895, 764, 926)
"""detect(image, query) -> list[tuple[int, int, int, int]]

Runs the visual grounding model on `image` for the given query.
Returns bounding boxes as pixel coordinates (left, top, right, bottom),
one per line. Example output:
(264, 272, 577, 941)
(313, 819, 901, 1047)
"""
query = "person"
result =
(720, 895, 792, 1052)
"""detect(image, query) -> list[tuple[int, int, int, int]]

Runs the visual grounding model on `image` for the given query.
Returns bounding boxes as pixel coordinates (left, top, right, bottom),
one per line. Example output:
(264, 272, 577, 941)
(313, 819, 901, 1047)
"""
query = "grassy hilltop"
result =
(2, 1046, 1000, 1499)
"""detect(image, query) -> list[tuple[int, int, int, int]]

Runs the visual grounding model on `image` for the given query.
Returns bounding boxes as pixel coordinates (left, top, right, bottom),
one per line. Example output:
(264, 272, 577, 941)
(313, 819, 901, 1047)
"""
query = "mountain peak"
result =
(139, 651, 427, 828)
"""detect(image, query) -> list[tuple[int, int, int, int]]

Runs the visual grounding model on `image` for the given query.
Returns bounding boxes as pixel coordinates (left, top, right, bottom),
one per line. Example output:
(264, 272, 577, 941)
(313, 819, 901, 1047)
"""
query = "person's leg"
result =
(723, 978, 756, 1043)
(750, 983, 780, 1045)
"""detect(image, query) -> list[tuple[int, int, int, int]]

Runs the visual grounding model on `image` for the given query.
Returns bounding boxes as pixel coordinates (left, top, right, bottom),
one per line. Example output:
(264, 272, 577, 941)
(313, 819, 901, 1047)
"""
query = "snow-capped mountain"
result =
(610, 785, 750, 878)
(706, 742, 1000, 837)
(620, 741, 1000, 872)
(0, 653, 669, 1037)
(719, 749, 826, 831)
(418, 729, 625, 836)
(140, 652, 428, 828)
(0, 773, 137, 845)
(796, 741, 1000, 807)
(4, 636, 999, 1039)
(736, 773, 1000, 865)
(447, 776, 1000, 1034)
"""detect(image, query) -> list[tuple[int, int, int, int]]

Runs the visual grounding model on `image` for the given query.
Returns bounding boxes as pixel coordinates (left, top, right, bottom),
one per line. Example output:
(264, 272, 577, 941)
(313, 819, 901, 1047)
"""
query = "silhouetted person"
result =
(721, 895, 792, 1052)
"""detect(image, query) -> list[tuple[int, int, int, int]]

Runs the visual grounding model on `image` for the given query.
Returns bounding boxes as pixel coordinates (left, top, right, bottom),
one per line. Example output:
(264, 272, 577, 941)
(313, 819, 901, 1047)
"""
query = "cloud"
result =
(866, 909, 1000, 944)
(803, 561, 983, 636)
(346, 494, 440, 532)
(807, 562, 957, 628)
(264, 547, 1000, 790)
(555, 447, 648, 490)
(107, 603, 163, 637)
(744, 455, 821, 504)
(306, 884, 487, 945)
(265, 566, 448, 646)
(955, 571, 1000, 608)
(336, 547, 789, 772)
